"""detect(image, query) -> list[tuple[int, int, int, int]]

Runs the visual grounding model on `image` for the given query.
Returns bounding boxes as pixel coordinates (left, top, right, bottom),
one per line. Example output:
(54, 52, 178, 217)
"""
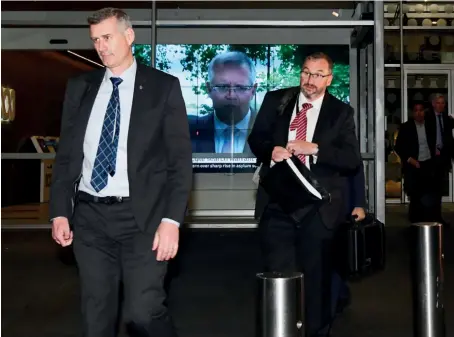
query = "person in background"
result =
(395, 102, 441, 224)
(424, 94, 454, 226)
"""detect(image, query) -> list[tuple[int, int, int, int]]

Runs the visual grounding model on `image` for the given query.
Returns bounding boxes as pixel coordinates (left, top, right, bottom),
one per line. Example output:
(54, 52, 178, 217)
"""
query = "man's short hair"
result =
(87, 7, 132, 29)
(303, 52, 334, 72)
(208, 51, 256, 85)
(412, 101, 425, 109)
(431, 93, 445, 102)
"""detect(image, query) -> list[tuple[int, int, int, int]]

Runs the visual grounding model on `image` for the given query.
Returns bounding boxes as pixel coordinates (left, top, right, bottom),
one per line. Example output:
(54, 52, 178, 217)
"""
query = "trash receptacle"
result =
(257, 271, 305, 337)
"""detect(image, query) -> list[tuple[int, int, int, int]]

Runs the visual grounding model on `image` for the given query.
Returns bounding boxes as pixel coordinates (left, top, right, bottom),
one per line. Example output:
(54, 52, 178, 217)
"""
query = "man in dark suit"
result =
(50, 8, 192, 337)
(248, 52, 361, 337)
(395, 99, 453, 224)
(424, 94, 454, 225)
(395, 102, 435, 222)
(189, 51, 257, 153)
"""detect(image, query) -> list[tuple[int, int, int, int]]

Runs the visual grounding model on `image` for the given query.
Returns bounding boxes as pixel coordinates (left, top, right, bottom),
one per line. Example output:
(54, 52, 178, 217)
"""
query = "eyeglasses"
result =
(300, 71, 331, 81)
(212, 85, 254, 94)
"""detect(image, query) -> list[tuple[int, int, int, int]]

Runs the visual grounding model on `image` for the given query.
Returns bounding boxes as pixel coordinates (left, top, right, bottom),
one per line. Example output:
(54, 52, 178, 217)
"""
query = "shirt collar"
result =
(299, 92, 324, 111)
(214, 109, 251, 131)
(104, 58, 137, 84)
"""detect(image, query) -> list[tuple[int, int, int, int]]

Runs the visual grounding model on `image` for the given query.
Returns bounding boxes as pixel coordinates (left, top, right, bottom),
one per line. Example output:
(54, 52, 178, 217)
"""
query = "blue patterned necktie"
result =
(90, 77, 123, 192)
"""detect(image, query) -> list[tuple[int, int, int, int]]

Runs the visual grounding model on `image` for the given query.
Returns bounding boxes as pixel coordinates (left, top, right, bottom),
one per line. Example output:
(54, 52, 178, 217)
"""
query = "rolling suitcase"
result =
(336, 214, 386, 280)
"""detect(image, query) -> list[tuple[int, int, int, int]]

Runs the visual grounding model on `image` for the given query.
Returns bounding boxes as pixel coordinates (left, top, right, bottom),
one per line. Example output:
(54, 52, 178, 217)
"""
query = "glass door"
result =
(402, 67, 453, 203)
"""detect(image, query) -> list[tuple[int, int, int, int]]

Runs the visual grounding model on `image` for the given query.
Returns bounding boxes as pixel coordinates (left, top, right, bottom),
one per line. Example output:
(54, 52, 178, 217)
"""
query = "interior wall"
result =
(1, 51, 94, 152)
(1, 51, 94, 207)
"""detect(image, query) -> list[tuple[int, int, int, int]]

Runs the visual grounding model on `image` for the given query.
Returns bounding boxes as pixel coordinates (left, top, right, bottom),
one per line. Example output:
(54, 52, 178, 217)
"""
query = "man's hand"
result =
(351, 207, 366, 222)
(408, 157, 420, 168)
(272, 146, 291, 162)
(52, 217, 73, 247)
(286, 140, 318, 156)
(152, 221, 179, 261)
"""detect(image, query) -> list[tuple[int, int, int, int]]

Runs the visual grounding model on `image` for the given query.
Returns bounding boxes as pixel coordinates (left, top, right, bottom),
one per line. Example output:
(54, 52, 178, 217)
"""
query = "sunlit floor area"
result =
(2, 206, 454, 337)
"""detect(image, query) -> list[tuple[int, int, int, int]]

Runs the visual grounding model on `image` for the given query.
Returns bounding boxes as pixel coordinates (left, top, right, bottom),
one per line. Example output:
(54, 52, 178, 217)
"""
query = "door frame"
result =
(402, 65, 454, 203)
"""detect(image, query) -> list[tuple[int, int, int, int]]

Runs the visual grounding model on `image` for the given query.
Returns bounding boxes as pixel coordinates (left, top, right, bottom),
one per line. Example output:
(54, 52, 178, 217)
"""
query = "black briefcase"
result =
(336, 214, 386, 279)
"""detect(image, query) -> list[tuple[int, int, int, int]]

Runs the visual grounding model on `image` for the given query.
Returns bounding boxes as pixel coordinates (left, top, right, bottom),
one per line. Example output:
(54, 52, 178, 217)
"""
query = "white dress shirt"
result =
(414, 121, 431, 162)
(78, 58, 179, 227)
(214, 109, 251, 153)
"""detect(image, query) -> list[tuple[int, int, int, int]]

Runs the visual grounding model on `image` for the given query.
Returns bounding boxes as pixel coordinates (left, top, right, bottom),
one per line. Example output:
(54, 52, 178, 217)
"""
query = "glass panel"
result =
(384, 2, 402, 29)
(133, 43, 351, 213)
(405, 72, 450, 198)
(384, 30, 402, 64)
(385, 69, 402, 199)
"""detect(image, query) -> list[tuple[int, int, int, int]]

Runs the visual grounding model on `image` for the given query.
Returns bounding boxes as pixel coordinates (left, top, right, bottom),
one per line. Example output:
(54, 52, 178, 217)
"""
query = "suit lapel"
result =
(274, 91, 298, 147)
(73, 69, 105, 158)
(127, 63, 158, 173)
(312, 93, 332, 144)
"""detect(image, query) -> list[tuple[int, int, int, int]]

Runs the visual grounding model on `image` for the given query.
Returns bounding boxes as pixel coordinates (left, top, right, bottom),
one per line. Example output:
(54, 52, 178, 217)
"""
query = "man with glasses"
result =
(189, 51, 257, 153)
(249, 52, 361, 337)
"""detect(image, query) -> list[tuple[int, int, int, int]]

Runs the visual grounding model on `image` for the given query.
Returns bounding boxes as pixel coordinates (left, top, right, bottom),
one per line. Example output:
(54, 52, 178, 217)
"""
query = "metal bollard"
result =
(410, 222, 445, 337)
(257, 271, 305, 337)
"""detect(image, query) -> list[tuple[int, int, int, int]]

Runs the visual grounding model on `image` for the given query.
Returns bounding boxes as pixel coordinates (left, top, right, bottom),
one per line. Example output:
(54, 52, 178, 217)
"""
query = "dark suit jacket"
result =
(395, 114, 453, 173)
(188, 109, 256, 153)
(425, 110, 454, 169)
(248, 87, 361, 229)
(49, 62, 193, 233)
(346, 162, 366, 213)
(394, 119, 428, 174)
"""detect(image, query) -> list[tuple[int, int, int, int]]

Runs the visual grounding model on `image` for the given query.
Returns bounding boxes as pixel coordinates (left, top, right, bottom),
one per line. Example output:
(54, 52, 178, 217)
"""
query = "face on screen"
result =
(89, 17, 135, 71)
(300, 58, 333, 100)
(207, 64, 256, 125)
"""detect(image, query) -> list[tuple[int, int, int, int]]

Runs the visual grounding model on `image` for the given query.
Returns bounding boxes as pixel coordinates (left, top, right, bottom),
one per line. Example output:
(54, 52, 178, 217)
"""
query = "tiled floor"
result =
(2, 206, 454, 337)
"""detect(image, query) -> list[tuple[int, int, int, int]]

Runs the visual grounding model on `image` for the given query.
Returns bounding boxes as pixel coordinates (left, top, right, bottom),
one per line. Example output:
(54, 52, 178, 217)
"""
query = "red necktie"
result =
(289, 103, 312, 163)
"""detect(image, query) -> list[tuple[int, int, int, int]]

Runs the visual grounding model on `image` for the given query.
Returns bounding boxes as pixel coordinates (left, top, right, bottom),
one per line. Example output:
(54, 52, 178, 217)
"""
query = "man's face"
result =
(432, 96, 446, 114)
(413, 104, 425, 123)
(207, 64, 256, 125)
(90, 17, 134, 69)
(300, 58, 332, 100)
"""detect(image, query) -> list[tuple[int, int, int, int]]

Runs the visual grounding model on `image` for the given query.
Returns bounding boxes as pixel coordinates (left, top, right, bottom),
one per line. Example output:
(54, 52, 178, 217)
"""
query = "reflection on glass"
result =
(385, 71, 402, 199)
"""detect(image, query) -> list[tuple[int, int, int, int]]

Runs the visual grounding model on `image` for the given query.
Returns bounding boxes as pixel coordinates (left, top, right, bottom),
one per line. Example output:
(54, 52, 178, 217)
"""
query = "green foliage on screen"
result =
(133, 44, 350, 105)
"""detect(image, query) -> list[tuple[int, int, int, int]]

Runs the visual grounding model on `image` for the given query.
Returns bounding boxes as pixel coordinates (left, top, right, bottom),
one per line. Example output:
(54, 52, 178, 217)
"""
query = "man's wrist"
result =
(162, 218, 180, 227)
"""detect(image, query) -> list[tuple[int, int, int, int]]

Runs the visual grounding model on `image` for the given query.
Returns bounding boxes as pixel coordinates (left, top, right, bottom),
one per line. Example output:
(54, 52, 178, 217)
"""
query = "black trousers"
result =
(407, 159, 444, 223)
(259, 203, 334, 336)
(72, 198, 177, 337)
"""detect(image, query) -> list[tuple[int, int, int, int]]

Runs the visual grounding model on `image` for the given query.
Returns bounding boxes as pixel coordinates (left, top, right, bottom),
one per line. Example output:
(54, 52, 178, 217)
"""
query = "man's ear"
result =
(126, 27, 135, 46)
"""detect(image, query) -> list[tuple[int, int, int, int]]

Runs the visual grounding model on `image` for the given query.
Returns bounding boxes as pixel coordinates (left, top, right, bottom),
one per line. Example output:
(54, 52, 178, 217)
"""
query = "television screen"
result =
(133, 44, 350, 173)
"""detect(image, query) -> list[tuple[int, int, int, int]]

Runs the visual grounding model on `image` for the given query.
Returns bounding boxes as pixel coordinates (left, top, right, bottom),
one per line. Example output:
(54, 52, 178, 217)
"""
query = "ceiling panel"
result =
(1, 1, 357, 11)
